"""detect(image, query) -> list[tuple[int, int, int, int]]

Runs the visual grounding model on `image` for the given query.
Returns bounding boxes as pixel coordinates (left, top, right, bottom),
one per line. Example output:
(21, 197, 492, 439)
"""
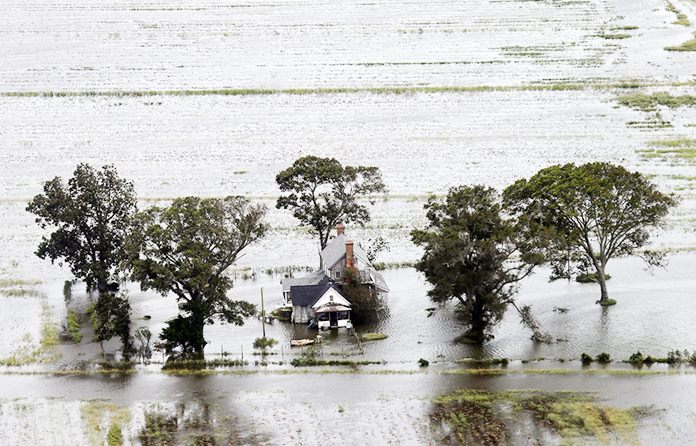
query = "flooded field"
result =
(2, 0, 696, 444)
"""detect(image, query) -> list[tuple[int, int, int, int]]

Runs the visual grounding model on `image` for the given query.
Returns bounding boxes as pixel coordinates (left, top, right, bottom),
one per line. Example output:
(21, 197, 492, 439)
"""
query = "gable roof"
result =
(289, 278, 332, 306)
(320, 234, 370, 270)
(281, 269, 326, 293)
(312, 285, 351, 310)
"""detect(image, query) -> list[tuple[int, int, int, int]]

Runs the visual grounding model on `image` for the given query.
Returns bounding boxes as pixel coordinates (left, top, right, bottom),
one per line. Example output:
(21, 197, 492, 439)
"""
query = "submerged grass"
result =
(639, 137, 696, 162)
(666, 33, 696, 51)
(81, 400, 130, 446)
(360, 333, 388, 342)
(66, 309, 82, 343)
(618, 92, 696, 111)
(432, 389, 639, 445)
(667, 2, 691, 26)
(0, 299, 60, 366)
(1, 81, 686, 99)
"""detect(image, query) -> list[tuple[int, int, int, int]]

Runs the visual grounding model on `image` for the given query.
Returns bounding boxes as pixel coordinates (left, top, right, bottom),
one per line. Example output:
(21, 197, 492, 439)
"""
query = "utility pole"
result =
(261, 286, 266, 339)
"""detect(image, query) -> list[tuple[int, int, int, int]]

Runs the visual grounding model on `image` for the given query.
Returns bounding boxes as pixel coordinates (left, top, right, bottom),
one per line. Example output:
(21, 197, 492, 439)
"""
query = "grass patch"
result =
(360, 332, 388, 342)
(0, 288, 44, 298)
(595, 33, 631, 39)
(161, 358, 248, 370)
(666, 33, 696, 51)
(667, 2, 691, 26)
(139, 411, 177, 446)
(639, 138, 696, 162)
(456, 357, 509, 366)
(618, 92, 696, 112)
(576, 272, 611, 283)
(599, 299, 617, 307)
(432, 389, 638, 445)
(290, 357, 383, 367)
(81, 400, 130, 446)
(0, 299, 60, 366)
(0, 279, 42, 287)
(66, 309, 82, 343)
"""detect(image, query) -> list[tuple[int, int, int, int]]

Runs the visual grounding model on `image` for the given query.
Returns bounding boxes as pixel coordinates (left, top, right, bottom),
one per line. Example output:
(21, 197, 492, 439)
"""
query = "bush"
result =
(253, 337, 278, 350)
(628, 351, 644, 364)
(418, 358, 429, 367)
(595, 353, 612, 364)
(360, 333, 388, 342)
(599, 299, 617, 307)
(580, 353, 593, 365)
(66, 309, 82, 343)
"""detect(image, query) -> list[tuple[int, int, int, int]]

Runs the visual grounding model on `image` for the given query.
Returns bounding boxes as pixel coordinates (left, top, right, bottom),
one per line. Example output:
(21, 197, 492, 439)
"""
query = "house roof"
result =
(289, 282, 349, 308)
(371, 270, 390, 293)
(312, 286, 352, 310)
(320, 234, 370, 269)
(281, 269, 326, 293)
(289, 280, 332, 306)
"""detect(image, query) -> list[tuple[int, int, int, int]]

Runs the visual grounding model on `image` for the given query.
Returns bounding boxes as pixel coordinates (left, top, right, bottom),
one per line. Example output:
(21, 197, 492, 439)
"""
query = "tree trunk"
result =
(467, 297, 488, 344)
(595, 265, 610, 304)
(191, 313, 207, 359)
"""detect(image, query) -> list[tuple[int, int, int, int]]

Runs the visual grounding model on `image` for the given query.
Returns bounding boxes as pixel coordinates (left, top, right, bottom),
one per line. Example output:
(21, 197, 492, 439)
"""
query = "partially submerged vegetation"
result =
(360, 332, 388, 342)
(81, 400, 130, 446)
(665, 33, 696, 52)
(618, 92, 696, 112)
(639, 138, 696, 162)
(667, 2, 691, 27)
(432, 389, 639, 445)
(66, 309, 82, 343)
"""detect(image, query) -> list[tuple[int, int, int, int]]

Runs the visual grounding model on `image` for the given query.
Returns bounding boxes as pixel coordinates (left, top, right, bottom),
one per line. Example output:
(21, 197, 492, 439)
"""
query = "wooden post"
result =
(261, 287, 266, 339)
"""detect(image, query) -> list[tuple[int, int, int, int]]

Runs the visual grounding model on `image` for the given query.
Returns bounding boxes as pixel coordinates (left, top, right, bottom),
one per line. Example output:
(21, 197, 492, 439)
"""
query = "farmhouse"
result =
(281, 224, 390, 328)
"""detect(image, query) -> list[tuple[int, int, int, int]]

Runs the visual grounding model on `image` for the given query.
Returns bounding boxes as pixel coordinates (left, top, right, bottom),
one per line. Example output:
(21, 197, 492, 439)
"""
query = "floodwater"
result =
(2, 0, 696, 443)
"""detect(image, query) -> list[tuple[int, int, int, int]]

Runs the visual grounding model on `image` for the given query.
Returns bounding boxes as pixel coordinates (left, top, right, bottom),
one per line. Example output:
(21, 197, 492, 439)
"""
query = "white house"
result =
(281, 223, 390, 328)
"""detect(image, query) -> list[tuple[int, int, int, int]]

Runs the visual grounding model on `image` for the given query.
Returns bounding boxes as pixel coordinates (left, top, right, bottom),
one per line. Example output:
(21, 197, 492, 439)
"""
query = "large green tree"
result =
(503, 162, 676, 306)
(27, 164, 137, 294)
(412, 186, 547, 344)
(276, 156, 386, 250)
(129, 196, 268, 359)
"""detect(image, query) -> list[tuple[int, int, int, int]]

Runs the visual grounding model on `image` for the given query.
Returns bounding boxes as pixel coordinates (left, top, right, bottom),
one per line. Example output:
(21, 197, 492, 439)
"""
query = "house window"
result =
(334, 271, 342, 279)
(329, 295, 334, 302)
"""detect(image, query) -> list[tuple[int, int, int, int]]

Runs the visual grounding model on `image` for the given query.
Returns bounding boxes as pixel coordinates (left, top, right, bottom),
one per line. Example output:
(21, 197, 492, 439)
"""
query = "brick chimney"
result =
(345, 240, 355, 268)
(336, 223, 346, 236)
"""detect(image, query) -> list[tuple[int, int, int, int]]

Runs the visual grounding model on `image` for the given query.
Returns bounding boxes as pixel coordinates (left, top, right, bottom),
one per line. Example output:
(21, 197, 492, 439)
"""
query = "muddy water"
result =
(107, 253, 696, 364)
(1, 372, 696, 444)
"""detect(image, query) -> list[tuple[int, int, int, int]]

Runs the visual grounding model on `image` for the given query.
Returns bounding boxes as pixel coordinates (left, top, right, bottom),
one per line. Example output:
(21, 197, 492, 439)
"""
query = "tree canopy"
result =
(276, 156, 386, 249)
(411, 186, 547, 344)
(27, 164, 137, 294)
(129, 196, 268, 359)
(503, 162, 676, 305)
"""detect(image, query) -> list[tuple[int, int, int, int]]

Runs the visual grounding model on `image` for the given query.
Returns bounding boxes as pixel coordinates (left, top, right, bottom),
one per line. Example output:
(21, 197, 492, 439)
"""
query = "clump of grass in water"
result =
(639, 138, 696, 162)
(139, 411, 177, 446)
(667, 2, 691, 26)
(360, 332, 388, 342)
(66, 309, 82, 343)
(432, 389, 639, 445)
(666, 33, 696, 52)
(81, 400, 130, 446)
(617, 92, 696, 112)
(0, 299, 61, 366)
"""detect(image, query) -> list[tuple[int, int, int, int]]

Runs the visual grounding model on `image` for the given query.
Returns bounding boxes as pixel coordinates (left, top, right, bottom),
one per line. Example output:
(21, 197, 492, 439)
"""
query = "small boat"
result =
(290, 339, 315, 347)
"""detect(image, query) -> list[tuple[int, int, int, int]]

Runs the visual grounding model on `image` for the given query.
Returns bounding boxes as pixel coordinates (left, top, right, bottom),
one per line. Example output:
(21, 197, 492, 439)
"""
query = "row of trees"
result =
(413, 163, 676, 343)
(28, 159, 675, 355)
(27, 157, 385, 359)
(28, 165, 268, 359)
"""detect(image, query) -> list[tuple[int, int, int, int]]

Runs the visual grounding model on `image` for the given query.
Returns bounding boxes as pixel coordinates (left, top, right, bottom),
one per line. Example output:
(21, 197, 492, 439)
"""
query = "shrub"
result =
(596, 353, 612, 364)
(360, 333, 388, 342)
(580, 353, 593, 365)
(253, 337, 278, 350)
(418, 358, 429, 367)
(628, 351, 644, 364)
